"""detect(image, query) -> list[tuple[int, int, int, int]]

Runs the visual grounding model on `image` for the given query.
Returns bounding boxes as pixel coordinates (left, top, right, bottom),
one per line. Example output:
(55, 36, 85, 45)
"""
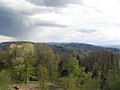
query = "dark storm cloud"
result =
(0, 0, 68, 39)
(27, 0, 81, 7)
(0, 5, 30, 38)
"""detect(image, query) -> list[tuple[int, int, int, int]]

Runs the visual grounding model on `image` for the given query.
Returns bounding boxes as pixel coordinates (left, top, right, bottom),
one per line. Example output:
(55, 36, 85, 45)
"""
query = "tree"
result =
(104, 61, 120, 90)
(66, 57, 80, 77)
(81, 50, 119, 88)
(0, 50, 12, 70)
(34, 44, 58, 82)
(10, 43, 36, 83)
(37, 65, 49, 88)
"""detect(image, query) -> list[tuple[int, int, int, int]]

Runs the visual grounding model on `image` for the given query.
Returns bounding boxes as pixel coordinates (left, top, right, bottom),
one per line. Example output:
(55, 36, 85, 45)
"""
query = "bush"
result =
(104, 70, 120, 90)
(0, 69, 12, 90)
(57, 75, 79, 90)
(79, 78, 100, 90)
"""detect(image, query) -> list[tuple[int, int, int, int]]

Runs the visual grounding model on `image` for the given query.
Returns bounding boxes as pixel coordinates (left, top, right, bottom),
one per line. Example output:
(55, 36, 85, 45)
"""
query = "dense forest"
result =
(0, 42, 120, 90)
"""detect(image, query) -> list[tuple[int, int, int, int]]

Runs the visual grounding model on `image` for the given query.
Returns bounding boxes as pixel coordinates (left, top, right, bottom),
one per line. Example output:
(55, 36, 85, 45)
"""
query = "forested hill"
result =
(0, 41, 120, 90)
(52, 43, 120, 54)
(0, 41, 120, 53)
(50, 43, 102, 54)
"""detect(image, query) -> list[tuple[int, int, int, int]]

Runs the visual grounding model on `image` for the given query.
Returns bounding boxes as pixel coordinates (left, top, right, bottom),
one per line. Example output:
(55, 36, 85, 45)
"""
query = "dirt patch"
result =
(10, 83, 63, 90)
(10, 83, 40, 90)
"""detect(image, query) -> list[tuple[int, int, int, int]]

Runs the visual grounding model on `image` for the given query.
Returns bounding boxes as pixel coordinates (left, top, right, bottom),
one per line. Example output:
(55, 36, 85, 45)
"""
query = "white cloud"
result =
(0, 0, 120, 45)
(0, 35, 16, 42)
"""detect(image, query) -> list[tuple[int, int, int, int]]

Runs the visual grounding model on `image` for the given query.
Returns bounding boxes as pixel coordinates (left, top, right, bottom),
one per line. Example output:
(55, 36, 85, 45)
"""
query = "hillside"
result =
(0, 41, 120, 90)
(0, 41, 120, 54)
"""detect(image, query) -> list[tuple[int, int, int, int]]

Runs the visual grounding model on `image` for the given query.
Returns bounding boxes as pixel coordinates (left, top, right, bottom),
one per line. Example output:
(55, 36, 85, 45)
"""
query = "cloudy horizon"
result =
(0, 0, 120, 45)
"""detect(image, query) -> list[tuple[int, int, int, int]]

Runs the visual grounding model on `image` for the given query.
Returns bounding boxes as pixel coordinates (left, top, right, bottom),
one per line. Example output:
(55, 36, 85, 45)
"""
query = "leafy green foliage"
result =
(34, 44, 58, 81)
(0, 69, 12, 90)
(104, 63, 120, 90)
(66, 57, 80, 76)
(0, 42, 120, 90)
(58, 76, 79, 90)
(10, 43, 36, 83)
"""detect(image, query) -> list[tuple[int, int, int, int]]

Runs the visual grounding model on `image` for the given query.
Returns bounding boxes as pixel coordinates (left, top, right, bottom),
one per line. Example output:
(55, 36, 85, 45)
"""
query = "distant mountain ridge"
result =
(104, 45, 120, 49)
(0, 41, 120, 53)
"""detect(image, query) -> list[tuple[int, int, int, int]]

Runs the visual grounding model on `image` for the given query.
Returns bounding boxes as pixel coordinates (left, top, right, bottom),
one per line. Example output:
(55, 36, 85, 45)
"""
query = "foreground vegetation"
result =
(0, 43, 120, 90)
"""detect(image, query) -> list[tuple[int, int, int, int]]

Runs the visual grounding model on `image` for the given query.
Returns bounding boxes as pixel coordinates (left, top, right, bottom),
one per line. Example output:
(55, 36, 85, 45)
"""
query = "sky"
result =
(0, 0, 120, 45)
